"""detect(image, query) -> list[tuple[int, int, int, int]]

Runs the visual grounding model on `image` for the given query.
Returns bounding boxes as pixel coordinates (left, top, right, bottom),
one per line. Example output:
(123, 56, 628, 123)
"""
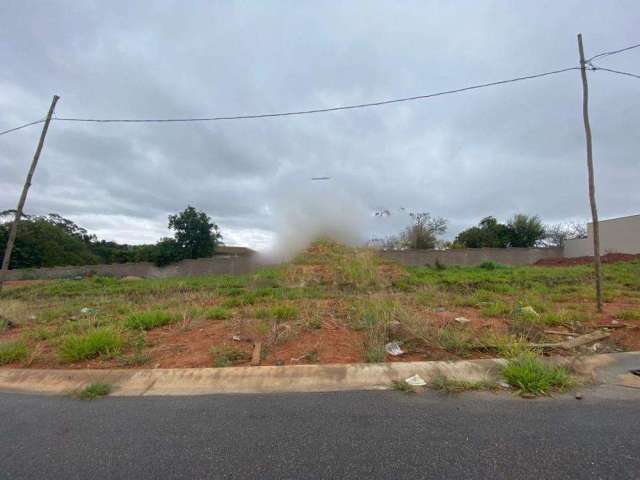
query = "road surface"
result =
(1, 388, 639, 479)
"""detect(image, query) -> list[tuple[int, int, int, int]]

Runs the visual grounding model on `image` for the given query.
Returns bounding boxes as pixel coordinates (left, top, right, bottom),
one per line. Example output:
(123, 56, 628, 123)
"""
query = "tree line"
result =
(374, 212, 586, 250)
(0, 206, 222, 269)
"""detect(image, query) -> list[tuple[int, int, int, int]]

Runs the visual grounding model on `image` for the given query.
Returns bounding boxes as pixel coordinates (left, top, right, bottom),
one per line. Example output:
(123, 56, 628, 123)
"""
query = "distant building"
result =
(564, 214, 640, 257)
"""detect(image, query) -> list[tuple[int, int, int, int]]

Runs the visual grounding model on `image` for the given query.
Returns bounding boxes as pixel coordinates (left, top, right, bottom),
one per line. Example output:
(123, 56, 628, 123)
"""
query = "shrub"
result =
(59, 327, 124, 362)
(125, 310, 178, 330)
(78, 383, 112, 400)
(0, 340, 29, 365)
(503, 352, 574, 395)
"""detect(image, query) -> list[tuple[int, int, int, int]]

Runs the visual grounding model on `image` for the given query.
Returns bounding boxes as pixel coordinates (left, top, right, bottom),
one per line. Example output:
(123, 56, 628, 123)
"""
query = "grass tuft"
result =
(125, 310, 179, 330)
(59, 327, 124, 362)
(391, 379, 416, 393)
(0, 340, 29, 365)
(502, 352, 574, 396)
(78, 382, 112, 400)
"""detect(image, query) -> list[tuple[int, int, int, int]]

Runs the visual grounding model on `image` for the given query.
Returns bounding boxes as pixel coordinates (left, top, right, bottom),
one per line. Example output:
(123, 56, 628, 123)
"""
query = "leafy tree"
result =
(455, 214, 546, 248)
(0, 218, 99, 268)
(455, 216, 510, 248)
(167, 206, 222, 260)
(506, 214, 545, 247)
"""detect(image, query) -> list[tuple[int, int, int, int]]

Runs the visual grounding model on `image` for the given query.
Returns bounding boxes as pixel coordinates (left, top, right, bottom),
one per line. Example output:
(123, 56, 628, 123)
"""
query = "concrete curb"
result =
(0, 352, 638, 396)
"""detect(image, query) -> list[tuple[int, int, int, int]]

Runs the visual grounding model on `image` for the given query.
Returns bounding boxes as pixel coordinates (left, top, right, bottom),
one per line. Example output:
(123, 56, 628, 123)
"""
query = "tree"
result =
(399, 212, 447, 249)
(505, 214, 546, 247)
(167, 206, 222, 260)
(455, 214, 546, 248)
(0, 218, 99, 268)
(455, 216, 510, 248)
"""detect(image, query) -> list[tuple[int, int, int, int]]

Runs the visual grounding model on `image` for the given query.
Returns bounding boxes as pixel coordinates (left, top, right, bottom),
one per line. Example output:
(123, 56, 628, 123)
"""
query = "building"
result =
(564, 214, 640, 257)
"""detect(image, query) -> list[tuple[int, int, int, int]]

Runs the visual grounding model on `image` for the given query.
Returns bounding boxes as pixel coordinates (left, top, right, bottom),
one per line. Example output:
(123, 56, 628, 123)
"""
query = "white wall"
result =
(564, 214, 640, 257)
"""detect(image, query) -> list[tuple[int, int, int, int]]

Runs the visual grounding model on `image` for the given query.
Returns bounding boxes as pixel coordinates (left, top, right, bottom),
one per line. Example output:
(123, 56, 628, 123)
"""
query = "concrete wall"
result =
(3, 247, 565, 281)
(564, 214, 640, 257)
(4, 255, 262, 281)
(379, 247, 563, 267)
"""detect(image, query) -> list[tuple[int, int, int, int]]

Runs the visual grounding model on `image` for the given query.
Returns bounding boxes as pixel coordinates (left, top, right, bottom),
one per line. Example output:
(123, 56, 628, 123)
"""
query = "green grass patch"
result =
(78, 382, 112, 400)
(503, 352, 574, 396)
(203, 306, 233, 320)
(58, 327, 124, 362)
(125, 310, 179, 330)
(0, 340, 29, 365)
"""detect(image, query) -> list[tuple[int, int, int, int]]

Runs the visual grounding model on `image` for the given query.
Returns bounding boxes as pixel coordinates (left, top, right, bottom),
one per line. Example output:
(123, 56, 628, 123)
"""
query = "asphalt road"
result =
(1, 388, 639, 479)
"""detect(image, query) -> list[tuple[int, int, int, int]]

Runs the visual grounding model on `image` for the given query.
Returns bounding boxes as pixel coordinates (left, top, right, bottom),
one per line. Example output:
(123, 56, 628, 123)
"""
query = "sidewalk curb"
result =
(0, 352, 638, 396)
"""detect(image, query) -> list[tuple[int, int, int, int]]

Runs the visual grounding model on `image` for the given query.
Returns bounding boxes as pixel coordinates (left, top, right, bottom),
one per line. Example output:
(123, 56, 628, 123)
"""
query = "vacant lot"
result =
(1, 240, 639, 369)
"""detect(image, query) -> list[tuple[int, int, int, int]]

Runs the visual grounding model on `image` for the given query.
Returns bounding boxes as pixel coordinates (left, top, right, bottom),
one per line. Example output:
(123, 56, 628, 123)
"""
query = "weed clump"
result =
(125, 310, 179, 331)
(59, 327, 124, 362)
(429, 373, 497, 393)
(78, 383, 112, 400)
(503, 352, 574, 395)
(0, 340, 29, 365)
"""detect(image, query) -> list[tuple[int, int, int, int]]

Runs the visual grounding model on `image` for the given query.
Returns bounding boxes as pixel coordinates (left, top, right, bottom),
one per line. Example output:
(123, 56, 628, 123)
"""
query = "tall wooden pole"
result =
(0, 95, 60, 292)
(577, 34, 603, 312)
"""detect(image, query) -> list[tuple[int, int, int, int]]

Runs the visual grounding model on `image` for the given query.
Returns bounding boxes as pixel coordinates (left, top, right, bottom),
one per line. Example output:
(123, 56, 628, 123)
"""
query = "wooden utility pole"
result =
(0, 95, 60, 292)
(577, 34, 603, 312)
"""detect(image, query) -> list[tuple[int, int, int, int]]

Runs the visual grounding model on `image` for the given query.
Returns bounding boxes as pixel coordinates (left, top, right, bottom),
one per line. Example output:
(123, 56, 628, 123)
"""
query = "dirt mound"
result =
(535, 253, 640, 266)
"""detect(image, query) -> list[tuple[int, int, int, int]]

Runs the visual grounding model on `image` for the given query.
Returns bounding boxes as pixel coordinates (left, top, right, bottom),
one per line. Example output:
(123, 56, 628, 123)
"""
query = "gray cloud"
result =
(1, 1, 639, 251)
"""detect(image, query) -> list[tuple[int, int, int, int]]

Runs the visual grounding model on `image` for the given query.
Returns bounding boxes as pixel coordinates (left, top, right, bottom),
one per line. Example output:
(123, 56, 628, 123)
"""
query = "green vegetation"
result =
(58, 327, 124, 362)
(125, 310, 179, 330)
(615, 309, 640, 321)
(1, 239, 638, 369)
(0, 206, 223, 269)
(211, 345, 250, 367)
(0, 340, 29, 365)
(429, 373, 497, 393)
(391, 379, 416, 393)
(455, 214, 545, 248)
(502, 352, 574, 395)
(78, 382, 112, 400)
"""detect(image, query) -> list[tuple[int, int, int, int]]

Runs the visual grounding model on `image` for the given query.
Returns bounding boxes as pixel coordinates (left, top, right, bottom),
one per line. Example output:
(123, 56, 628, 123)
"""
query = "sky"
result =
(1, 1, 638, 251)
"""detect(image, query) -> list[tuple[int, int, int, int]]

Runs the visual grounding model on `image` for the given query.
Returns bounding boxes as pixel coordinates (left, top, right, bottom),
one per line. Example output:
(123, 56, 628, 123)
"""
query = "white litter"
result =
(385, 341, 404, 356)
(232, 335, 241, 342)
(455, 316, 471, 324)
(497, 380, 510, 389)
(405, 374, 427, 387)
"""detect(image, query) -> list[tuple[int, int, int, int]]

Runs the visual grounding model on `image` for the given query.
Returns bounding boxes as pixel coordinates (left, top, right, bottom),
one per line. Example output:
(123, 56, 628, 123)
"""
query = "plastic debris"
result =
(80, 307, 97, 314)
(497, 380, 510, 389)
(405, 374, 427, 387)
(385, 341, 404, 356)
(232, 335, 241, 342)
(455, 316, 471, 324)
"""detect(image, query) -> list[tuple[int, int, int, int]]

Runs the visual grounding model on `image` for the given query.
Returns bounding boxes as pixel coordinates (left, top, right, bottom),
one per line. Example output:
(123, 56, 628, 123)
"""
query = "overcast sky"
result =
(1, 1, 638, 250)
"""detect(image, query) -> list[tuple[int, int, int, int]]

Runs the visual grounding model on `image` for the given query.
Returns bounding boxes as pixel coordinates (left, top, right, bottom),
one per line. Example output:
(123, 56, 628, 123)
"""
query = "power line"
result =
(587, 42, 640, 62)
(0, 119, 44, 137)
(593, 66, 640, 80)
(51, 66, 580, 124)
